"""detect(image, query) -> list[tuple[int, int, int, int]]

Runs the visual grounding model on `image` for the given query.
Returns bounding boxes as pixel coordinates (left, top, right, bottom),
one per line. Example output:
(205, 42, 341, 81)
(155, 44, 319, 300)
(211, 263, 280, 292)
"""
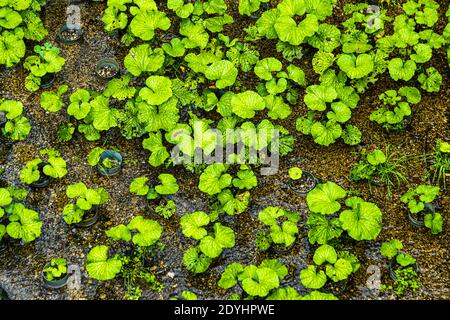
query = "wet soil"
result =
(0, 0, 449, 300)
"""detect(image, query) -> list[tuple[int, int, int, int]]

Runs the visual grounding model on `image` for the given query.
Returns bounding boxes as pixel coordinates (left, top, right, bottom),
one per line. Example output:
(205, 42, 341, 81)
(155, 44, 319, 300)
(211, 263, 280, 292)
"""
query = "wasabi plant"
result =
(337, 53, 374, 79)
(370, 87, 421, 130)
(87, 147, 122, 175)
(218, 259, 286, 298)
(305, 181, 383, 243)
(102, 0, 171, 44)
(198, 164, 232, 196)
(103, 74, 137, 100)
(43, 258, 67, 282)
(400, 185, 442, 234)
(23, 42, 65, 92)
(57, 123, 75, 142)
(154, 199, 176, 219)
(62, 182, 109, 225)
(226, 41, 260, 72)
(300, 244, 360, 289)
(296, 74, 362, 146)
(288, 167, 303, 180)
(268, 288, 338, 300)
(417, 67, 442, 93)
(0, 186, 41, 243)
(0, 99, 31, 141)
(19, 148, 68, 185)
(40, 85, 69, 112)
(0, 0, 47, 67)
(181, 211, 235, 273)
(87, 216, 164, 299)
(130, 174, 179, 200)
(257, 206, 300, 250)
(67, 90, 119, 141)
(239, 0, 269, 16)
(123, 44, 165, 77)
(215, 189, 250, 216)
(387, 58, 416, 81)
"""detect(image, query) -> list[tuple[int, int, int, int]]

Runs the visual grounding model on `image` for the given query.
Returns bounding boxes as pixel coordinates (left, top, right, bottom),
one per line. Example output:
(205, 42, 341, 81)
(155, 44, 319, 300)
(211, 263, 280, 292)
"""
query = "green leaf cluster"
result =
(62, 182, 109, 225)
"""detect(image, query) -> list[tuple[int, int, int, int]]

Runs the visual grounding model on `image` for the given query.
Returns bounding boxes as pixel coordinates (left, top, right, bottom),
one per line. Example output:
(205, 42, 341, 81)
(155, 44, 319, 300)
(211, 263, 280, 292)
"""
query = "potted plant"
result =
(369, 87, 421, 131)
(248, 0, 270, 20)
(19, 148, 68, 188)
(0, 187, 42, 246)
(380, 240, 420, 295)
(257, 206, 300, 253)
(62, 182, 109, 227)
(0, 99, 31, 142)
(57, 23, 83, 44)
(42, 258, 70, 289)
(40, 72, 56, 89)
(287, 167, 319, 195)
(180, 211, 235, 274)
(87, 147, 123, 176)
(400, 185, 443, 234)
(86, 216, 164, 300)
(218, 259, 287, 299)
(95, 58, 120, 79)
(299, 244, 360, 293)
(23, 43, 65, 92)
(236, 0, 270, 20)
(129, 174, 179, 200)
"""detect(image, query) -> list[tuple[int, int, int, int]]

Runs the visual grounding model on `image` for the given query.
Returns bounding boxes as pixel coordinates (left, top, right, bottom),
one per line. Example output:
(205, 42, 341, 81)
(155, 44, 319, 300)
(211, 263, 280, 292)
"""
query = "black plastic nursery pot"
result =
(57, 24, 83, 44)
(388, 256, 419, 281)
(30, 163, 54, 188)
(0, 112, 14, 154)
(271, 241, 296, 254)
(249, 2, 269, 20)
(95, 58, 120, 79)
(0, 241, 7, 253)
(406, 203, 436, 228)
(385, 116, 412, 132)
(287, 171, 319, 196)
(40, 73, 55, 89)
(74, 208, 99, 228)
(208, 87, 227, 99)
(407, 211, 425, 228)
(96, 150, 123, 176)
(323, 278, 349, 295)
(370, 177, 386, 187)
(42, 262, 69, 289)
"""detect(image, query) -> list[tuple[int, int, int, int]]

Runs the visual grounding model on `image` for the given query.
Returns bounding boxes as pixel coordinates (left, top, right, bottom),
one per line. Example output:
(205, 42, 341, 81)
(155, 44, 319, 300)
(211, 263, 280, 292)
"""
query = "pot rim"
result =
(74, 208, 99, 228)
(42, 262, 70, 289)
(287, 171, 319, 195)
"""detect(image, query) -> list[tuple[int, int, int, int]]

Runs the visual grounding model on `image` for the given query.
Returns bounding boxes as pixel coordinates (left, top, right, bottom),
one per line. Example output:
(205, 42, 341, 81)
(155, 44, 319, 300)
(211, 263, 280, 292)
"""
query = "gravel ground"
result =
(0, 0, 449, 300)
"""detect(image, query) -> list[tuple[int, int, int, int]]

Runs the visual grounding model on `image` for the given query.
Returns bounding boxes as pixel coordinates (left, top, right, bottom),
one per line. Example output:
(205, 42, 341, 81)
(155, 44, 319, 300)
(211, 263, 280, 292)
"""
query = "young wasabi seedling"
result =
(43, 258, 68, 282)
(288, 167, 303, 180)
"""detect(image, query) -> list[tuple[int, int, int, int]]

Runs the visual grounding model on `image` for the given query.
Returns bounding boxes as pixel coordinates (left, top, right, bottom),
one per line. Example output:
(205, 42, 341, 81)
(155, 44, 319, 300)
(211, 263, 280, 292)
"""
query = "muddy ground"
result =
(0, 0, 448, 300)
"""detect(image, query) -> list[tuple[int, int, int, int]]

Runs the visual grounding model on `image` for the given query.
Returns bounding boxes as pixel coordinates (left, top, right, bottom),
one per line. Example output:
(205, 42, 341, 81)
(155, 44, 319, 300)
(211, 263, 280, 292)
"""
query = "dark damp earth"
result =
(0, 0, 449, 300)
